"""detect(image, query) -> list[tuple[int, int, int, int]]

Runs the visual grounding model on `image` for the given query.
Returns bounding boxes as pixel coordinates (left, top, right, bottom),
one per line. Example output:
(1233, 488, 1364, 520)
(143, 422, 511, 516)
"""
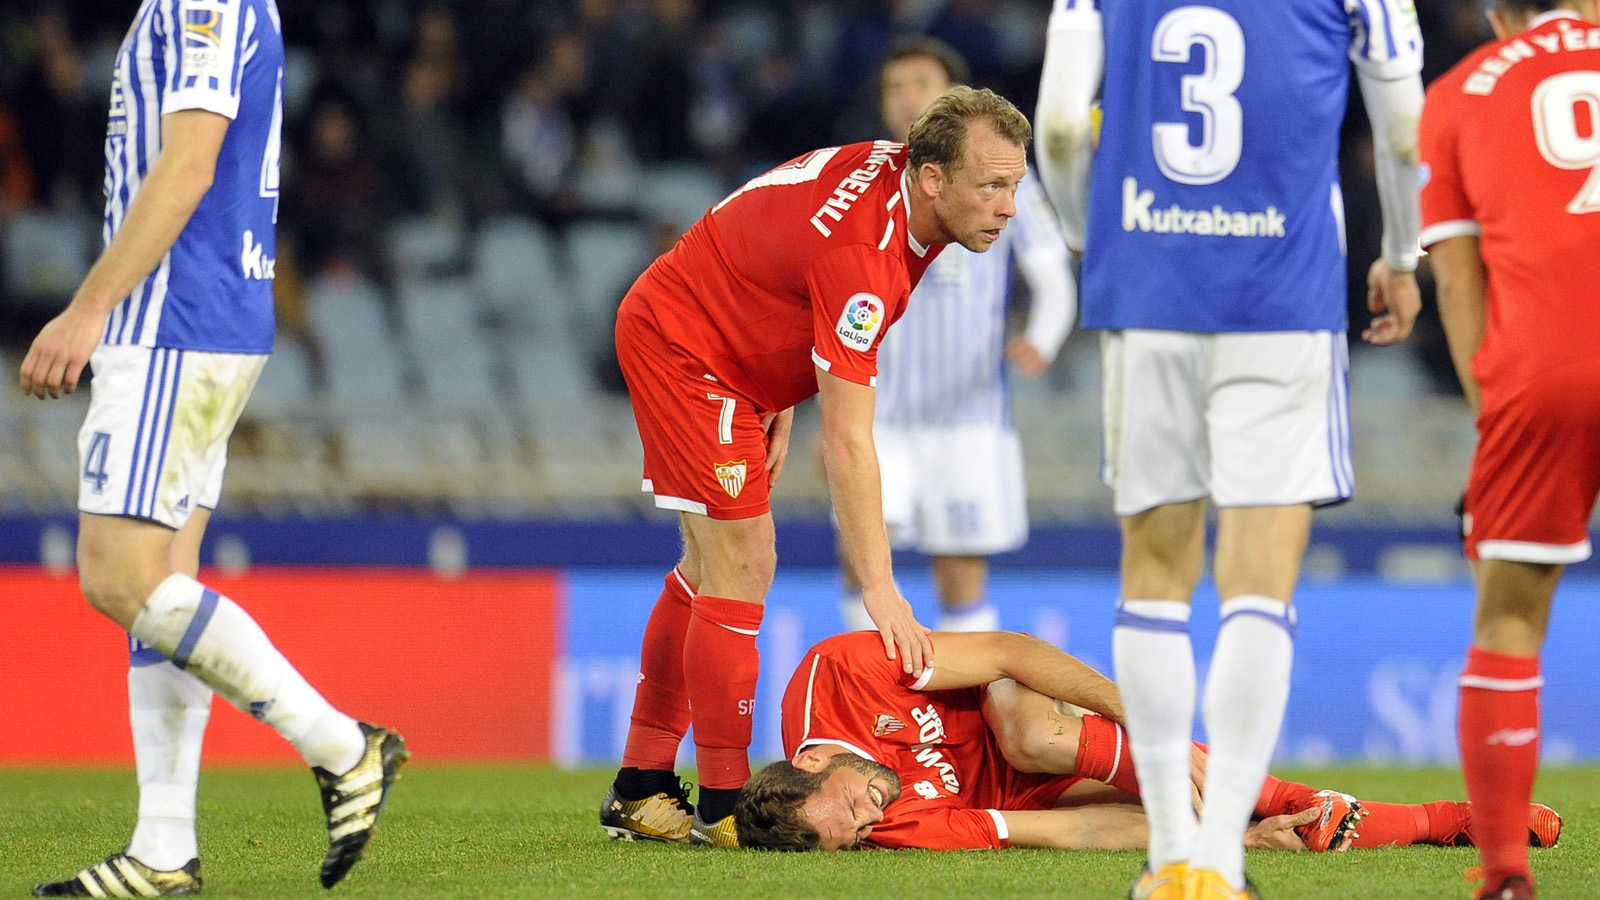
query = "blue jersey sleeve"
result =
(167, 0, 252, 119)
(1344, 0, 1423, 79)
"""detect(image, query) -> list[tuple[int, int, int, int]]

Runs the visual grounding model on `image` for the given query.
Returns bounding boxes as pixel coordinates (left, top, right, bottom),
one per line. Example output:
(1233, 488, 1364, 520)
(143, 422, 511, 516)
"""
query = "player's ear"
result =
(917, 161, 945, 198)
(791, 747, 834, 772)
(1484, 7, 1511, 40)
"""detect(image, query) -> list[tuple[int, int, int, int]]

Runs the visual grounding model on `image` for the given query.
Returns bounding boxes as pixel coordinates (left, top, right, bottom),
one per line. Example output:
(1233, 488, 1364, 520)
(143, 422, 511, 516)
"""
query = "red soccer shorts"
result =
(616, 301, 773, 520)
(1464, 359, 1600, 563)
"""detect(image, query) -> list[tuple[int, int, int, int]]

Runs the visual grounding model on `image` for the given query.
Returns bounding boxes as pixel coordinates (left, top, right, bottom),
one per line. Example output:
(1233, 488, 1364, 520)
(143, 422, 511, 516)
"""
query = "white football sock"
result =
(1190, 595, 1296, 889)
(126, 657, 210, 870)
(129, 574, 364, 774)
(937, 602, 1000, 633)
(839, 591, 875, 632)
(1113, 599, 1198, 867)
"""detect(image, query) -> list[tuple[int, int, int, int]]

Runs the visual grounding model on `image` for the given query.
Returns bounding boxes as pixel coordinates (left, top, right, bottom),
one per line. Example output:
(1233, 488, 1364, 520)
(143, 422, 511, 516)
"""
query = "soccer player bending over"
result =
(22, 0, 406, 894)
(1421, 2, 1600, 898)
(831, 38, 1076, 636)
(734, 632, 1560, 856)
(600, 87, 1033, 846)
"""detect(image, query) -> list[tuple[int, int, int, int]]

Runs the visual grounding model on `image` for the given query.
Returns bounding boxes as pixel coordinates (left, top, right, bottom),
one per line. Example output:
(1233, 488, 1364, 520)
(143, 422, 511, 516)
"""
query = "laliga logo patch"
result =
(714, 460, 747, 498)
(835, 293, 884, 352)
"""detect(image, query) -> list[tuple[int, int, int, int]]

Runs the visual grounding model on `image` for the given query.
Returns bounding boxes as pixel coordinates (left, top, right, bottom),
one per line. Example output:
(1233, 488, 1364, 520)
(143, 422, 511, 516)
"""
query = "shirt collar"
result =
(1530, 9, 1582, 28)
(900, 171, 930, 258)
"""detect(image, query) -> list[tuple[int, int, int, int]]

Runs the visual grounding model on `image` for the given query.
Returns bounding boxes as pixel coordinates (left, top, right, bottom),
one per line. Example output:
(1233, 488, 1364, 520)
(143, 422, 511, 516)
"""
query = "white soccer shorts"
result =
(78, 345, 267, 529)
(1100, 329, 1352, 517)
(874, 423, 1028, 556)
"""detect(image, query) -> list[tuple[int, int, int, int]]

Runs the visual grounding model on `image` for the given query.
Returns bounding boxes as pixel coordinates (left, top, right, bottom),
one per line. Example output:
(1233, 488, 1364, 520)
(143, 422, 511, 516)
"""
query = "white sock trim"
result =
(1218, 594, 1296, 632)
(937, 603, 1000, 633)
(1459, 674, 1544, 691)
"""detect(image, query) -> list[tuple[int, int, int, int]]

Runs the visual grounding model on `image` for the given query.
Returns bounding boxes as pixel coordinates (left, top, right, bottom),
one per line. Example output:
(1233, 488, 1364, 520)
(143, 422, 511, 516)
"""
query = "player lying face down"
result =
(733, 632, 1561, 853)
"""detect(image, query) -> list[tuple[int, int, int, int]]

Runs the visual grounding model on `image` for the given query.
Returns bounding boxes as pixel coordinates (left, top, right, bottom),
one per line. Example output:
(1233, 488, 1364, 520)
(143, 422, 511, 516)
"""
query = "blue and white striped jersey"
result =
(101, 0, 283, 353)
(1060, 0, 1421, 332)
(874, 174, 1074, 429)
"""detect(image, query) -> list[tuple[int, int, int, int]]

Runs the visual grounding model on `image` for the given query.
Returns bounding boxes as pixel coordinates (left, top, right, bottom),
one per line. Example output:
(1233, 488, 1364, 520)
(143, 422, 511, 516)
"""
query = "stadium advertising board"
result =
(557, 570, 1600, 766)
(1, 568, 559, 763)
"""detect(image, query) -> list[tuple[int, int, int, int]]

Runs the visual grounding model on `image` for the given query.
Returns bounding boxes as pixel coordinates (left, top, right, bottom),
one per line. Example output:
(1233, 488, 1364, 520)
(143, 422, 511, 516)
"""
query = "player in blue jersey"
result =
(836, 38, 1076, 635)
(19, 1, 406, 894)
(1036, 2, 1424, 898)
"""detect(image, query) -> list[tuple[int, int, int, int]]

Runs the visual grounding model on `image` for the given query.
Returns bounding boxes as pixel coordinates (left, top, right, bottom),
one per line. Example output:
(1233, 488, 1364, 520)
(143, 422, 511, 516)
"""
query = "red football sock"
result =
(1459, 646, 1541, 883)
(684, 594, 764, 790)
(1254, 773, 1315, 819)
(1347, 801, 1467, 847)
(621, 568, 697, 771)
(1075, 714, 1140, 795)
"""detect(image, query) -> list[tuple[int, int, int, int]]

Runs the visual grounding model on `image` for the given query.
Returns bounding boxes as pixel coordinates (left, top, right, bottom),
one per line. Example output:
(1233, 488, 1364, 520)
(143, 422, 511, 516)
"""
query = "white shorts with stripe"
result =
(1100, 329, 1352, 517)
(874, 423, 1028, 556)
(78, 345, 267, 529)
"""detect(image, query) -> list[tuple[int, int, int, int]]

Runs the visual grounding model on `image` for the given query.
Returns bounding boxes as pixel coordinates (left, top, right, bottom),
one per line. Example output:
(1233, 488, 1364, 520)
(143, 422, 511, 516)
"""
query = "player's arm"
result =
(1006, 180, 1077, 378)
(918, 631, 1123, 723)
(1034, 0, 1103, 254)
(999, 805, 1147, 850)
(1002, 803, 1315, 851)
(816, 368, 932, 675)
(1425, 235, 1486, 414)
(1352, 17, 1425, 346)
(20, 109, 230, 398)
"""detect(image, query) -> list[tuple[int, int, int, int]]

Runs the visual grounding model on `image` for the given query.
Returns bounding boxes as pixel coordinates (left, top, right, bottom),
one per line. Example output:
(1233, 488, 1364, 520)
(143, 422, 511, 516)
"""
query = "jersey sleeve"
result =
(1009, 176, 1077, 362)
(1417, 82, 1478, 249)
(1036, 0, 1104, 251)
(165, 0, 251, 119)
(785, 634, 931, 755)
(808, 245, 907, 388)
(1344, 0, 1424, 80)
(866, 795, 1009, 850)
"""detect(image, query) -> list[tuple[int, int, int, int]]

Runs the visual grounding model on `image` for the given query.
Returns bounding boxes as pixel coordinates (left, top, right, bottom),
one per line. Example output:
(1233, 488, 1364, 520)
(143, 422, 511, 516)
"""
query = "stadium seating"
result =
(1, 209, 95, 308)
(0, 209, 1491, 522)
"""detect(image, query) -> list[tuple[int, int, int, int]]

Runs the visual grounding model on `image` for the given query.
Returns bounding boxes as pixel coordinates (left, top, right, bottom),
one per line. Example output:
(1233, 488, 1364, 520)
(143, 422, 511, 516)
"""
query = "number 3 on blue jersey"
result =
(83, 431, 111, 494)
(1151, 6, 1245, 186)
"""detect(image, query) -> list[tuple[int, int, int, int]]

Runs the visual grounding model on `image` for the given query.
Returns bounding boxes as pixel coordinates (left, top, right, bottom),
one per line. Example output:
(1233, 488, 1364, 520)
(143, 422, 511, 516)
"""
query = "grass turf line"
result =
(0, 766, 1593, 900)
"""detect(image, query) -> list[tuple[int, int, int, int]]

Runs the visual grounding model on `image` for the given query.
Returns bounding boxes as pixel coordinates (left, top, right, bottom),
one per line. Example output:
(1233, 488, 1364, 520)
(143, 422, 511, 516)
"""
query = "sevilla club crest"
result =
(714, 460, 748, 498)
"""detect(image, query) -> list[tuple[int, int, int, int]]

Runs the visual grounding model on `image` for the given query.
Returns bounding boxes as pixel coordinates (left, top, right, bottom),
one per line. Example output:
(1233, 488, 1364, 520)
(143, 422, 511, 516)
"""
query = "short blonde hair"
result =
(907, 85, 1032, 175)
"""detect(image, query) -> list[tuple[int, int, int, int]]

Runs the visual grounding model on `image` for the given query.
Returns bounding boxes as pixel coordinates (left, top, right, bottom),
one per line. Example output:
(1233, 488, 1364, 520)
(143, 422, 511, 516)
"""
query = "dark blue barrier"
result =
(2, 514, 1563, 574)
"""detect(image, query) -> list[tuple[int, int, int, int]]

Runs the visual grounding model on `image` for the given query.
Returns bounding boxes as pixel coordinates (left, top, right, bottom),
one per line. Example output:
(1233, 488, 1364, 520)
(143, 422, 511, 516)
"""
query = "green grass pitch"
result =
(1, 766, 1595, 899)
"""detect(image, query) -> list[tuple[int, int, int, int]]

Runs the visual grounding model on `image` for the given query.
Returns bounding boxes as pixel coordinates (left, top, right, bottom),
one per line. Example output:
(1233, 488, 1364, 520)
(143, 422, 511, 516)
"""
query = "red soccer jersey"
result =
(1419, 11, 1600, 393)
(620, 141, 940, 414)
(779, 632, 1081, 851)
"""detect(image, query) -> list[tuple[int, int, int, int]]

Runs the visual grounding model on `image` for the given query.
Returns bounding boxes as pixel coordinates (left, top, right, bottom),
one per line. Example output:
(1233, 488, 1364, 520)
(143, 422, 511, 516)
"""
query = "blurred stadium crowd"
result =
(0, 1, 1503, 521)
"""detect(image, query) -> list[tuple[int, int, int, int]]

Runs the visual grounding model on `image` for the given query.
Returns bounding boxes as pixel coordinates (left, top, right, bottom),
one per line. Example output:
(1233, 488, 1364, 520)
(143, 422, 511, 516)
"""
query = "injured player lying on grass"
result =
(731, 631, 1561, 852)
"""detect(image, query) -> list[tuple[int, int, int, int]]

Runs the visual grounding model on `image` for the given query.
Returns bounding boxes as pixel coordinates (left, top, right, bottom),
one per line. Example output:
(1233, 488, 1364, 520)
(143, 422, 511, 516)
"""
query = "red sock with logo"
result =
(621, 569, 697, 772)
(684, 594, 764, 790)
(1459, 646, 1541, 883)
(1074, 714, 1141, 795)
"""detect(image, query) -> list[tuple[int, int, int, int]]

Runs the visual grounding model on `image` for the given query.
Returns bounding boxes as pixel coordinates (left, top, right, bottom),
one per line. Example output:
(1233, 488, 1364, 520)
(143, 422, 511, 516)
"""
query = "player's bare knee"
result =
(698, 538, 776, 599)
(985, 669, 1080, 774)
(77, 568, 147, 627)
(728, 526, 777, 586)
(997, 717, 1076, 775)
(737, 544, 778, 593)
